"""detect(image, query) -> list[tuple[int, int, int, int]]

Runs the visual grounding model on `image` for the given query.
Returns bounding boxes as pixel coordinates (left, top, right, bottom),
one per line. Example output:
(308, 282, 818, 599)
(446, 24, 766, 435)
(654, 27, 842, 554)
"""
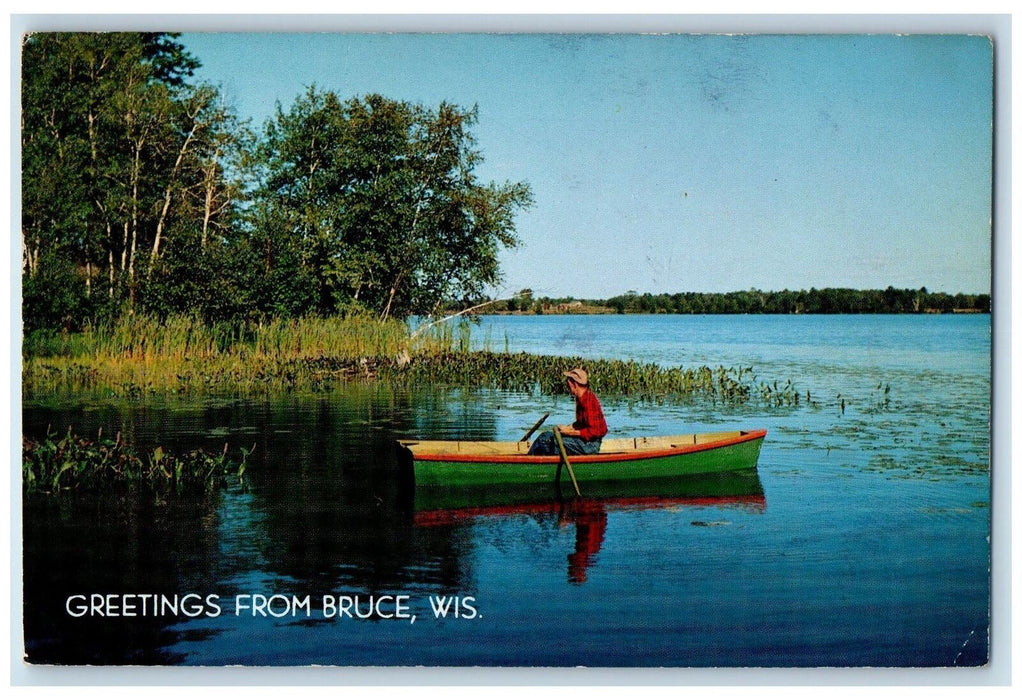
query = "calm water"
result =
(21, 315, 991, 667)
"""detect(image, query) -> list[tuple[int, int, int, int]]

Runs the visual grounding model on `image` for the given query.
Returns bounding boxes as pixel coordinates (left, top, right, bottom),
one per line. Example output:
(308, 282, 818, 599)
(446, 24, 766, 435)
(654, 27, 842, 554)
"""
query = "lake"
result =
(20, 314, 991, 668)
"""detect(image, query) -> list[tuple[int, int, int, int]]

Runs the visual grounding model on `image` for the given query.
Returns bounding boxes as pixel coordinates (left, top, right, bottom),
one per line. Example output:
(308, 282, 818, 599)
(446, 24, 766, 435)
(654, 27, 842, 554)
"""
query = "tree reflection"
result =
(21, 385, 502, 664)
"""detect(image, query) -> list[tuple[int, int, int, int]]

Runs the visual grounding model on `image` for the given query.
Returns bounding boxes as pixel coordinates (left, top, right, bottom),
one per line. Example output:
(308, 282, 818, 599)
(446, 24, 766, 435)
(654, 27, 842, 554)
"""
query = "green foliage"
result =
(461, 287, 988, 317)
(22, 313, 459, 396)
(21, 32, 249, 328)
(27, 32, 983, 338)
(249, 88, 533, 319)
(593, 287, 990, 315)
(391, 351, 793, 405)
(242, 205, 320, 318)
(22, 428, 249, 495)
(21, 312, 812, 409)
(21, 250, 91, 331)
(136, 233, 262, 324)
(22, 35, 532, 331)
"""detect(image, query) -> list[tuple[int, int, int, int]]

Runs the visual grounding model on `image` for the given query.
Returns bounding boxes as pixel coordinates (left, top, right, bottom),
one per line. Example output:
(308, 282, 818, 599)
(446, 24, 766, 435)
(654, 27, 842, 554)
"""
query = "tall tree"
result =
(252, 88, 533, 319)
(21, 32, 239, 329)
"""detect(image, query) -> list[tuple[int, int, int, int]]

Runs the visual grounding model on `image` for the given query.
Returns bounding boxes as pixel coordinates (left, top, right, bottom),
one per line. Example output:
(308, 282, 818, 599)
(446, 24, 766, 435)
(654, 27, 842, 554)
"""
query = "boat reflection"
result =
(412, 469, 765, 584)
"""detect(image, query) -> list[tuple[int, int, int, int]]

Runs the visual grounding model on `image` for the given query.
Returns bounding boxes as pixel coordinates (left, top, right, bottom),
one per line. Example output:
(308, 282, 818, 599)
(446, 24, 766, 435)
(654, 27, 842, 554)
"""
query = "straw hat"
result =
(564, 368, 589, 386)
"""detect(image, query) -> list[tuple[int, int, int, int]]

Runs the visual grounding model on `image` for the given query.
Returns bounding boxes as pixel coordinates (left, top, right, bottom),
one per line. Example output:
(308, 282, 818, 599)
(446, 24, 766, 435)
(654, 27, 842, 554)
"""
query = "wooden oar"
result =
(520, 412, 550, 442)
(553, 426, 581, 497)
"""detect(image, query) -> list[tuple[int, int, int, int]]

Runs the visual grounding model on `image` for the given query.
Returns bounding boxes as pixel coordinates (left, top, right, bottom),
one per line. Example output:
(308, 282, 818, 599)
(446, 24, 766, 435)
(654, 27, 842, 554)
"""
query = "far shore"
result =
(486, 308, 990, 315)
(465, 287, 990, 316)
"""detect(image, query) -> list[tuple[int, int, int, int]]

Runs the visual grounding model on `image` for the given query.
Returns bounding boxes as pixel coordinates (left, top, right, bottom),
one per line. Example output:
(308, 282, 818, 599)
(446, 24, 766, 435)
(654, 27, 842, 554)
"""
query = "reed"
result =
(22, 427, 251, 495)
(24, 313, 446, 361)
(23, 314, 801, 406)
(23, 313, 453, 395)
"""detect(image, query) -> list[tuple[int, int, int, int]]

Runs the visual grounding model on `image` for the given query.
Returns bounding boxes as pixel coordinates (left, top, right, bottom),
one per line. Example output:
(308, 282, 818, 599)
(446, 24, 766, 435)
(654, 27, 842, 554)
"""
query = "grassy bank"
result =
(23, 314, 799, 405)
(24, 313, 445, 395)
(24, 313, 438, 362)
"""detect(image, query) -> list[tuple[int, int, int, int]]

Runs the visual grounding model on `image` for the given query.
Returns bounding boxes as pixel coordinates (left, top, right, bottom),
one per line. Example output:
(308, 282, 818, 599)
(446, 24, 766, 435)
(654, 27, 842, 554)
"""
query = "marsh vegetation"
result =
(22, 427, 250, 495)
(24, 314, 804, 407)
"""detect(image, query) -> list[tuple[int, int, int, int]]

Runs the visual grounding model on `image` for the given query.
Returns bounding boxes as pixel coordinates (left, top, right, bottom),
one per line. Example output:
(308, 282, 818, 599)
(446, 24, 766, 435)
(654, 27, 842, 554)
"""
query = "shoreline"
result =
(478, 307, 990, 316)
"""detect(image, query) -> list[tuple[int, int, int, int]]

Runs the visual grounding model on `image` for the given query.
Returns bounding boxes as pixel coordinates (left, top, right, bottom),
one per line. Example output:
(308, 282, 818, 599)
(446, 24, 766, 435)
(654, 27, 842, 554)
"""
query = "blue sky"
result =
(179, 32, 993, 298)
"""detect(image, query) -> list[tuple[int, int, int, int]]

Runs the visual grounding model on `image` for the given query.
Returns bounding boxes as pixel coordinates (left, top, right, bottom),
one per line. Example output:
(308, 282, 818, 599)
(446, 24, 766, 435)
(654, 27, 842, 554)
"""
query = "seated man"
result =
(528, 368, 607, 456)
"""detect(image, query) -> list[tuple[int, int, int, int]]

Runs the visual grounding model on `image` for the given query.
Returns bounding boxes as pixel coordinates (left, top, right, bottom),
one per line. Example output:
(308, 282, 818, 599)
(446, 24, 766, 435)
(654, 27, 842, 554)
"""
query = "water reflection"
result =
(22, 492, 224, 664)
(21, 314, 992, 666)
(22, 388, 501, 664)
(412, 470, 765, 585)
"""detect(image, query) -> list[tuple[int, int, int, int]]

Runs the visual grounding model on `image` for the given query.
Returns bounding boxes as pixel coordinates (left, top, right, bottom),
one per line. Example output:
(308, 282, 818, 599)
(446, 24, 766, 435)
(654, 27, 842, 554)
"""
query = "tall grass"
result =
(23, 313, 450, 395)
(25, 313, 445, 362)
(23, 313, 800, 406)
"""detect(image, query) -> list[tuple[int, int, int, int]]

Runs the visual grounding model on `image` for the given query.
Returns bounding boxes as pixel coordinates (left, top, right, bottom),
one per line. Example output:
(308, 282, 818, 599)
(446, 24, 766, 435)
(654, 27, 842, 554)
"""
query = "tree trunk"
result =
(200, 153, 225, 250)
(128, 136, 143, 284)
(22, 239, 37, 277)
(151, 187, 172, 265)
(151, 120, 199, 270)
(121, 221, 129, 274)
(380, 122, 449, 321)
(108, 248, 115, 298)
(129, 225, 138, 282)
(201, 175, 214, 248)
(380, 271, 404, 321)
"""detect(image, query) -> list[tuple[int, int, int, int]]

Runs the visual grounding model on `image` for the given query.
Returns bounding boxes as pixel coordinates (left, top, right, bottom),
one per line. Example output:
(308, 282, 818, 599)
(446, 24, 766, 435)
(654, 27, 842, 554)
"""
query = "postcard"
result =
(13, 17, 1006, 682)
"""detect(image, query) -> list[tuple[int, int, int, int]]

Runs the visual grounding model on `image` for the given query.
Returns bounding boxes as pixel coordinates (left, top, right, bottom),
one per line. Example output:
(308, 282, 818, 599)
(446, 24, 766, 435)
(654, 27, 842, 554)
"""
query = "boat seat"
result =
(600, 437, 637, 452)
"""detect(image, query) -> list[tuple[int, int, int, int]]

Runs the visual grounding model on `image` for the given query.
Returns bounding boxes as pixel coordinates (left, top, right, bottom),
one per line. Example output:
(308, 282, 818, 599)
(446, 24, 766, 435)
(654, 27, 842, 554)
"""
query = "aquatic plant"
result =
(386, 351, 800, 406)
(22, 314, 806, 406)
(22, 428, 251, 496)
(867, 382, 893, 412)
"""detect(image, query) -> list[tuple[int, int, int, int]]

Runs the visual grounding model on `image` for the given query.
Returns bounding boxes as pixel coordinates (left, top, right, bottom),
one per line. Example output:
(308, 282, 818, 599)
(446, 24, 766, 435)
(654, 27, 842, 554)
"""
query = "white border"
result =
(5, 12, 1013, 689)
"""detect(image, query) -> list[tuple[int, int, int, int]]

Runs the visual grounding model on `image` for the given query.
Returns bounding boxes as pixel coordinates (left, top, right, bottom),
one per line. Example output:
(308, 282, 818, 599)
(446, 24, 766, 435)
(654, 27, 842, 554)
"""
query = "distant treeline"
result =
(490, 287, 990, 315)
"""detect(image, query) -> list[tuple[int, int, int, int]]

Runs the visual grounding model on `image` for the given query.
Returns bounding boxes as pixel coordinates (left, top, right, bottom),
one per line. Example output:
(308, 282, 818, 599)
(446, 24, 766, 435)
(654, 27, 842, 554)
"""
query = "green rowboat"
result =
(412, 468, 766, 520)
(397, 429, 767, 488)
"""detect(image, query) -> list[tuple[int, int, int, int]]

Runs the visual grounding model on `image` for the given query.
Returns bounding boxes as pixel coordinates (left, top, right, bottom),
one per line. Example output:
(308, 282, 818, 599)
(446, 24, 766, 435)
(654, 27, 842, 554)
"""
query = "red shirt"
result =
(573, 389, 608, 441)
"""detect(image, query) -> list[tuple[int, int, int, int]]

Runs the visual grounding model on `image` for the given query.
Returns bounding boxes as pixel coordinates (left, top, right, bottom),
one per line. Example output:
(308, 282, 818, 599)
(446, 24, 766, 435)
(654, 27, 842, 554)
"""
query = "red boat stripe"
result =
(413, 429, 767, 465)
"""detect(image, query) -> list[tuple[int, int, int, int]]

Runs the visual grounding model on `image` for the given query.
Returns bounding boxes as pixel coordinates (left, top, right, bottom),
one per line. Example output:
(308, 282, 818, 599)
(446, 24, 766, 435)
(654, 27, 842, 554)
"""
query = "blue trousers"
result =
(528, 431, 602, 456)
